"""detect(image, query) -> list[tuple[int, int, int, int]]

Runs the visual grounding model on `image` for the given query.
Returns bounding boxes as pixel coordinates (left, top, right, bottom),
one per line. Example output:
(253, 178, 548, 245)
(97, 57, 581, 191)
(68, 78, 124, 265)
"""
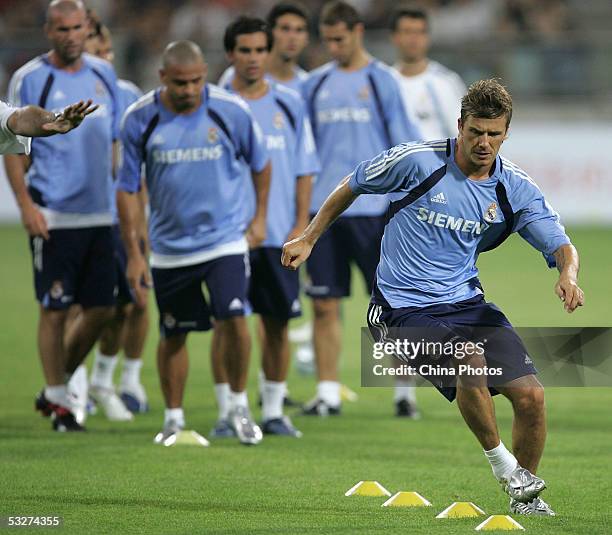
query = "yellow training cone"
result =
(382, 492, 432, 507)
(345, 481, 391, 497)
(436, 502, 486, 518)
(165, 430, 210, 447)
(475, 515, 525, 531)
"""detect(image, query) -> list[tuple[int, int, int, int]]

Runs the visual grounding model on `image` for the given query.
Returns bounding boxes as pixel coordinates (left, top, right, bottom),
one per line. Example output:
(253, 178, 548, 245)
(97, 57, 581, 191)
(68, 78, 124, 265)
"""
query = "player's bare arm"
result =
(246, 161, 271, 248)
(553, 243, 584, 313)
(3, 154, 49, 239)
(8, 100, 98, 137)
(281, 176, 358, 270)
(286, 173, 313, 242)
(117, 189, 150, 308)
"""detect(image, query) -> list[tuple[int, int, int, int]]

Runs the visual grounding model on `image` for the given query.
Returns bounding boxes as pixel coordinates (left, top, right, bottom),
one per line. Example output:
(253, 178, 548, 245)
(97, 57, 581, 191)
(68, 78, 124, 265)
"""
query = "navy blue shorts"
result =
(29, 227, 117, 310)
(367, 295, 537, 401)
(152, 253, 250, 337)
(249, 247, 301, 320)
(306, 215, 384, 299)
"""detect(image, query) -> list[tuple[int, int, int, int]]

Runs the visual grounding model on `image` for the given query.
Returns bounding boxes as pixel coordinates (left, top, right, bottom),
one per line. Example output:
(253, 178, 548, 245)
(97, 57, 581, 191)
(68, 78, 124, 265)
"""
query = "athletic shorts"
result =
(367, 295, 537, 401)
(306, 215, 385, 299)
(249, 247, 301, 320)
(151, 253, 250, 337)
(30, 226, 117, 310)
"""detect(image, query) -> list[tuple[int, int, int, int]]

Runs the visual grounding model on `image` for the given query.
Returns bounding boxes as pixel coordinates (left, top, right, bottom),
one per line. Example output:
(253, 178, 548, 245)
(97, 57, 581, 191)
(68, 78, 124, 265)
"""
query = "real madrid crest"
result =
(358, 86, 369, 100)
(50, 280, 64, 299)
(273, 111, 284, 129)
(484, 202, 498, 223)
(207, 127, 218, 143)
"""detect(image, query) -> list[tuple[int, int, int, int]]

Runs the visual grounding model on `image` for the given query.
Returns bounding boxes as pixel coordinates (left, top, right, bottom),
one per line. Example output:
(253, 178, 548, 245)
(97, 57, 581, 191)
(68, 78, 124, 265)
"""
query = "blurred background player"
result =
(4, 0, 120, 432)
(387, 5, 468, 418)
(300, 0, 422, 415)
(117, 40, 271, 446)
(216, 16, 319, 437)
(219, 1, 313, 409)
(218, 2, 310, 92)
(67, 12, 150, 423)
(1, 98, 96, 155)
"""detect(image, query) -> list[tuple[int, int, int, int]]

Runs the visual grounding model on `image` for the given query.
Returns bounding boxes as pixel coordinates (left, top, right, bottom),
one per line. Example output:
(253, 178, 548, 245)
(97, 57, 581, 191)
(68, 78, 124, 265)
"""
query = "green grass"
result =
(1, 225, 611, 534)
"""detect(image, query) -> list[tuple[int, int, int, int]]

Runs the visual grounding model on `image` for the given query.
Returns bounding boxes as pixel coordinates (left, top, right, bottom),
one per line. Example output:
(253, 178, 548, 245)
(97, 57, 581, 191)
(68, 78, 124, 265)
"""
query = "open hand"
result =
(42, 100, 99, 134)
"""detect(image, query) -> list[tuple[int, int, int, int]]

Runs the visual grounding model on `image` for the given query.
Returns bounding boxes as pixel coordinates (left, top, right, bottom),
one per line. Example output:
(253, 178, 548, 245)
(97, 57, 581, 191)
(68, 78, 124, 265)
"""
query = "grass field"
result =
(1, 224, 611, 534)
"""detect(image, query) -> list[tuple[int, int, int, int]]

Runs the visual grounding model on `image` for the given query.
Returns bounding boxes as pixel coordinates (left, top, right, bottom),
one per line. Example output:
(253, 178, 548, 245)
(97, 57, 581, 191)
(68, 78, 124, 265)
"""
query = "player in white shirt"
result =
(0, 98, 95, 155)
(391, 7, 467, 140)
(389, 6, 467, 418)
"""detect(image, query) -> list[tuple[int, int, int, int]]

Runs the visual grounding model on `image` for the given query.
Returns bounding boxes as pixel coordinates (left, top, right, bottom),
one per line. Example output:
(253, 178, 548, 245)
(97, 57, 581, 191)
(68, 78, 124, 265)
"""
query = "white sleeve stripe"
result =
(365, 141, 446, 179)
(365, 146, 447, 181)
(501, 158, 538, 186)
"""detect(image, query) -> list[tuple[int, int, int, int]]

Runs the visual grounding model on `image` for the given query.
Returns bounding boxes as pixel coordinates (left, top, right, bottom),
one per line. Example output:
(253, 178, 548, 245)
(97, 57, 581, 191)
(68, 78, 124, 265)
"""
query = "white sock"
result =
(90, 350, 118, 389)
(214, 383, 231, 420)
(68, 365, 88, 393)
(164, 407, 185, 427)
(262, 380, 285, 421)
(120, 358, 143, 388)
(229, 390, 249, 411)
(484, 441, 519, 482)
(317, 381, 340, 407)
(394, 378, 416, 403)
(258, 369, 266, 397)
(45, 384, 69, 408)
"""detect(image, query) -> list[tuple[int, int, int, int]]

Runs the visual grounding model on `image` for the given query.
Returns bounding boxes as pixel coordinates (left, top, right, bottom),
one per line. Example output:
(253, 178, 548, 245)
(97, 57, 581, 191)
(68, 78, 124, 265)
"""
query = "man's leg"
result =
(157, 333, 188, 410)
(311, 297, 342, 410)
(38, 307, 69, 388)
(119, 303, 150, 412)
(216, 316, 251, 395)
(64, 306, 114, 374)
(496, 375, 546, 474)
(90, 305, 126, 389)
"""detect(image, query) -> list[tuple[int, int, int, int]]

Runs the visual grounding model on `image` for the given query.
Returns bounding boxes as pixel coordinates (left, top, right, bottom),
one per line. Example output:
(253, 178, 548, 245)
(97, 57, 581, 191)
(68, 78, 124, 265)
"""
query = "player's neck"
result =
(233, 76, 269, 100)
(267, 54, 295, 81)
(160, 90, 202, 115)
(47, 50, 83, 72)
(454, 140, 492, 180)
(339, 48, 370, 71)
(398, 58, 428, 78)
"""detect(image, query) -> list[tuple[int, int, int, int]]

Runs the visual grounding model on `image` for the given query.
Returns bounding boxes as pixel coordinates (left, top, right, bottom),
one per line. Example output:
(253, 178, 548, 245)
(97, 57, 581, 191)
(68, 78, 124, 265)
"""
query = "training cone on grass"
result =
(382, 492, 432, 507)
(436, 502, 486, 518)
(345, 481, 391, 497)
(164, 430, 210, 447)
(475, 515, 525, 531)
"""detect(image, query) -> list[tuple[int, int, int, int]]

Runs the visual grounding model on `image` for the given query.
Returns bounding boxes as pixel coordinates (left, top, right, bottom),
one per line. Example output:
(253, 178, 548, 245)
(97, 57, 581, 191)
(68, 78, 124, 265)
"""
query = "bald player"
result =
(117, 41, 271, 446)
(5, 0, 121, 432)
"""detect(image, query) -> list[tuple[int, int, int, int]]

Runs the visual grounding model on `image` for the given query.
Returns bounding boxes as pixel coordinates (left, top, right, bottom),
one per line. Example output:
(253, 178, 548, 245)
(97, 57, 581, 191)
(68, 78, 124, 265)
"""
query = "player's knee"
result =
(513, 386, 545, 416)
(312, 298, 339, 321)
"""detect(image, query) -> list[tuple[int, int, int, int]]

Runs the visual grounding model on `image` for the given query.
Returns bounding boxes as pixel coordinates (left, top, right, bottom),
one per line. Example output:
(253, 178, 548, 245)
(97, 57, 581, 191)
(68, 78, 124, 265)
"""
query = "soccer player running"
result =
(214, 17, 319, 438)
(300, 1, 422, 415)
(66, 16, 150, 421)
(117, 41, 271, 446)
(218, 1, 311, 93)
(388, 6, 468, 418)
(4, 0, 121, 432)
(282, 79, 584, 516)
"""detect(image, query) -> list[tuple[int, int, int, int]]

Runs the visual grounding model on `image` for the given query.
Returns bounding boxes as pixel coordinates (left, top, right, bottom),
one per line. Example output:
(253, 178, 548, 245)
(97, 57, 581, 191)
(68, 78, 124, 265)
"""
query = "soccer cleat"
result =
(119, 382, 149, 413)
(301, 397, 341, 416)
(502, 466, 546, 503)
(395, 399, 421, 419)
(510, 496, 556, 516)
(35, 390, 54, 417)
(228, 406, 263, 446)
(153, 419, 183, 446)
(258, 395, 302, 408)
(262, 416, 303, 438)
(89, 385, 134, 421)
(209, 419, 236, 438)
(52, 406, 85, 432)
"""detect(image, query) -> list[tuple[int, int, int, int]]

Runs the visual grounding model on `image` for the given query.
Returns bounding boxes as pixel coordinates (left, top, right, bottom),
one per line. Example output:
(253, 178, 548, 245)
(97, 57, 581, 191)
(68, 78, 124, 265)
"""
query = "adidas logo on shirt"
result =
(228, 298, 244, 311)
(430, 192, 447, 204)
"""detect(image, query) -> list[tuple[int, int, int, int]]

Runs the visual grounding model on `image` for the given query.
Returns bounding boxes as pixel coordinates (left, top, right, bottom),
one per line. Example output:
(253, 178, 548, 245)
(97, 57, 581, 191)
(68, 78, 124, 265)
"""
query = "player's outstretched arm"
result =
(281, 176, 358, 270)
(117, 190, 151, 308)
(553, 243, 584, 313)
(8, 100, 98, 137)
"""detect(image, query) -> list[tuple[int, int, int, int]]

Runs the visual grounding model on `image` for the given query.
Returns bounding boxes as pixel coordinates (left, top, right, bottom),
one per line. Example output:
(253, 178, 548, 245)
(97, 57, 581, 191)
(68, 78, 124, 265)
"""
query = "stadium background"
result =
(1, 1, 611, 534)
